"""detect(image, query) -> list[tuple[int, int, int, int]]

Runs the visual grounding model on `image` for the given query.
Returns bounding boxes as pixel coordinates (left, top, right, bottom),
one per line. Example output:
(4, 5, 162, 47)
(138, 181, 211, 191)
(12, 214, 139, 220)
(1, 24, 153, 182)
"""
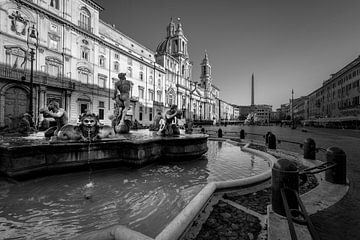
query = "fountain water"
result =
(84, 128, 94, 199)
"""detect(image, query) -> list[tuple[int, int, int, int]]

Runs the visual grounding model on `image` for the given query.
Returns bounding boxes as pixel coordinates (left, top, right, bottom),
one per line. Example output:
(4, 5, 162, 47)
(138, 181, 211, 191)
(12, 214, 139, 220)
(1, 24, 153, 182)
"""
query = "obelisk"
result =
(251, 73, 254, 106)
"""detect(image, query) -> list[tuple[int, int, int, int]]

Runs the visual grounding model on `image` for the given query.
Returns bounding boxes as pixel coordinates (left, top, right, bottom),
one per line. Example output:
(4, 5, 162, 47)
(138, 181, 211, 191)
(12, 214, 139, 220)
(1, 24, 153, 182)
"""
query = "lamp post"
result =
(200, 103, 202, 121)
(27, 24, 39, 120)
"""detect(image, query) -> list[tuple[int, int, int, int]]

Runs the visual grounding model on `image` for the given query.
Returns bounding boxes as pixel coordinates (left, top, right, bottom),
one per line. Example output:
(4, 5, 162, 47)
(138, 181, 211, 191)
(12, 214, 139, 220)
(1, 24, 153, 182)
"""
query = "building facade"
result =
(0, 0, 222, 128)
(307, 56, 360, 120)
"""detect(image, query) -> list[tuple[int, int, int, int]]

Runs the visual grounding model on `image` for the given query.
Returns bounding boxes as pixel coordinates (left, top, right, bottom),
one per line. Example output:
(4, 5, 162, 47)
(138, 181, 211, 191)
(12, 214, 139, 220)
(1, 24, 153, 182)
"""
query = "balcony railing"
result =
(0, 64, 76, 90)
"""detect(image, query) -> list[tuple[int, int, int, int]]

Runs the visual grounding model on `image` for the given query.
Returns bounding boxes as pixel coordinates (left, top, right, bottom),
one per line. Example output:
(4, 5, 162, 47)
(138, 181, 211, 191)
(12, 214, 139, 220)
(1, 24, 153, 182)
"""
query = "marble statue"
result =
(55, 112, 115, 141)
(157, 104, 182, 136)
(113, 73, 132, 133)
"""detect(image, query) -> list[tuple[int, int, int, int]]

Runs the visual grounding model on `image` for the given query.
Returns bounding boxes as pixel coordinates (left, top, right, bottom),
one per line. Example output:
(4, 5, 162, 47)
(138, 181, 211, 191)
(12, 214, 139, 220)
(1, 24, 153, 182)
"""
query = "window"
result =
(127, 57, 132, 66)
(182, 65, 185, 75)
(149, 107, 153, 121)
(98, 101, 105, 120)
(48, 63, 60, 77)
(138, 87, 144, 99)
(140, 64, 144, 70)
(114, 62, 119, 71)
(49, 34, 59, 50)
(79, 7, 91, 32)
(139, 71, 144, 81)
(99, 55, 105, 68)
(98, 74, 107, 88)
(98, 109, 104, 120)
(50, 0, 59, 10)
(46, 57, 63, 77)
(149, 90, 154, 101)
(168, 91, 175, 105)
(127, 67, 132, 78)
(80, 103, 89, 114)
(157, 91, 162, 102)
(157, 78, 161, 88)
(78, 67, 91, 84)
(114, 53, 119, 59)
(139, 106, 143, 121)
(81, 47, 89, 61)
(149, 76, 153, 84)
(79, 72, 89, 84)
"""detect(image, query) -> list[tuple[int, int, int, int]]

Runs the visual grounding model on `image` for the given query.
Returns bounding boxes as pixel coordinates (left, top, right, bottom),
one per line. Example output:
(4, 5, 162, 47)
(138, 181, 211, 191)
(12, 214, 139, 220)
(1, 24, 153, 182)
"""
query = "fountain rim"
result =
(153, 139, 276, 240)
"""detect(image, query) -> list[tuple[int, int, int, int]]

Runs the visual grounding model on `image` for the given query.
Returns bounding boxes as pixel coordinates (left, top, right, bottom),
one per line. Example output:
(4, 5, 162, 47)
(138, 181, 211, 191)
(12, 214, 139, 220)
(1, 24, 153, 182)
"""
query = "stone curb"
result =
(155, 139, 277, 240)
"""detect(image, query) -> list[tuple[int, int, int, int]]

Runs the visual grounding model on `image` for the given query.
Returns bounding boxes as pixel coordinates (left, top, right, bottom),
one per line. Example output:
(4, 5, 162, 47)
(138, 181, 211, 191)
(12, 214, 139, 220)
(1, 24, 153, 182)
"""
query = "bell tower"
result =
(200, 50, 211, 91)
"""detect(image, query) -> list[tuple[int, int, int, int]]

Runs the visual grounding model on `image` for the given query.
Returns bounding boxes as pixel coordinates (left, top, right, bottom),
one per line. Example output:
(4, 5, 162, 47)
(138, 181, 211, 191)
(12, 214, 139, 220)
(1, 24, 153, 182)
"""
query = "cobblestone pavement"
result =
(201, 125, 360, 240)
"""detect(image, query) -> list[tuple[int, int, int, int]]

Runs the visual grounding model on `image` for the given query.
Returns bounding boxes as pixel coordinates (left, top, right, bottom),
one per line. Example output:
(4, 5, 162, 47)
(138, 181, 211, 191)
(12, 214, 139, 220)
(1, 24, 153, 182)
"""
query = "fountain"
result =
(0, 73, 208, 178)
(0, 73, 275, 239)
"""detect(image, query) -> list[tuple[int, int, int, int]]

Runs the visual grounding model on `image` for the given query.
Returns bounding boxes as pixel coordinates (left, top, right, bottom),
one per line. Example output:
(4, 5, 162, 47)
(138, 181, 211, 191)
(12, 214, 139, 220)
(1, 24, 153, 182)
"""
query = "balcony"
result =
(0, 64, 76, 90)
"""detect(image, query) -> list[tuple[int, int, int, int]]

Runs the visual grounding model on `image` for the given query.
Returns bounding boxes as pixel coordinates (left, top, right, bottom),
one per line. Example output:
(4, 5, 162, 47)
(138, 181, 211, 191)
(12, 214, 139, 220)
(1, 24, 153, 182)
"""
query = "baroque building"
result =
(0, 0, 221, 128)
(0, 0, 165, 127)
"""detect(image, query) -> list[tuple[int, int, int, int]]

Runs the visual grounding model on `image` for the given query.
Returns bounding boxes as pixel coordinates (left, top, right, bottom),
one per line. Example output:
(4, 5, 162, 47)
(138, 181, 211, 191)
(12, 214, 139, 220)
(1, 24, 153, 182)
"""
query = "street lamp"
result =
(200, 103, 202, 121)
(27, 24, 39, 119)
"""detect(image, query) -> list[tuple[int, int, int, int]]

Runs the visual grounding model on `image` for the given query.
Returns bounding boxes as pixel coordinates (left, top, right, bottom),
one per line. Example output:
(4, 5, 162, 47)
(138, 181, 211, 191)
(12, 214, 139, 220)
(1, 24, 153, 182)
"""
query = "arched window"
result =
(114, 61, 119, 71)
(167, 89, 175, 106)
(79, 7, 91, 32)
(99, 55, 105, 68)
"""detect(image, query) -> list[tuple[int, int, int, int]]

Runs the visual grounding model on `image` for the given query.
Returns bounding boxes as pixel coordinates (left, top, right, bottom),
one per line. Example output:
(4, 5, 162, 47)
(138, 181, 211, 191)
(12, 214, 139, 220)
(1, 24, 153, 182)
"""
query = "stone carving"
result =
(9, 11, 28, 36)
(112, 73, 132, 133)
(55, 112, 115, 141)
(0, 113, 35, 135)
(149, 112, 163, 131)
(157, 105, 182, 136)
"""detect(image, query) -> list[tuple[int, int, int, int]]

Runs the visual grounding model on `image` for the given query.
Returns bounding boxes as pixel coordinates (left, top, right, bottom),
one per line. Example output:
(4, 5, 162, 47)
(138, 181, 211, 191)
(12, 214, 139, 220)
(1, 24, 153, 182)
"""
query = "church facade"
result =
(0, 0, 221, 128)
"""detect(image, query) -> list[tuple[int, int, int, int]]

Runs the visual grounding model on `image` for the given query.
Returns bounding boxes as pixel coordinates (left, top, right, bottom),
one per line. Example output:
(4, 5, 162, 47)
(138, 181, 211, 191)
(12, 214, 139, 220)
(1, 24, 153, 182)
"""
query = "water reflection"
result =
(0, 140, 270, 239)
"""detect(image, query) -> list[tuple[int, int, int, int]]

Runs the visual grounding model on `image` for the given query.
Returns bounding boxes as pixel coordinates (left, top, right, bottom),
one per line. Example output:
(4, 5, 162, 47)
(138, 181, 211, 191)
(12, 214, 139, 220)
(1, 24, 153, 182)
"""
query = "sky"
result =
(96, 0, 360, 110)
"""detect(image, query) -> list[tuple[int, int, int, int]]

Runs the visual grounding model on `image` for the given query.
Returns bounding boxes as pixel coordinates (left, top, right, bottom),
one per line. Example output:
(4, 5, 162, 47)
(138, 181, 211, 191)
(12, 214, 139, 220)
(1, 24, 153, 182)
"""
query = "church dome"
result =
(156, 37, 171, 54)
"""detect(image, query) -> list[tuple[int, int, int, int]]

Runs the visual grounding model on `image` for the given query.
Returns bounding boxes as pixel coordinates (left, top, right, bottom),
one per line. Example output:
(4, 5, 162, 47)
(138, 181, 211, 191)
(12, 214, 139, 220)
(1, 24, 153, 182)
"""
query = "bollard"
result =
(217, 128, 223, 138)
(240, 129, 245, 139)
(268, 132, 276, 149)
(325, 147, 347, 184)
(272, 158, 299, 216)
(303, 138, 316, 160)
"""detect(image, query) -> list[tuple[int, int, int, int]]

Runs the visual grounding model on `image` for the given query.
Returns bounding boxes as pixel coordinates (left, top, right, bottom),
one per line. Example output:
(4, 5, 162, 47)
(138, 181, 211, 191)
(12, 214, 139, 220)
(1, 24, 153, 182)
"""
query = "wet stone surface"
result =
(193, 200, 262, 240)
